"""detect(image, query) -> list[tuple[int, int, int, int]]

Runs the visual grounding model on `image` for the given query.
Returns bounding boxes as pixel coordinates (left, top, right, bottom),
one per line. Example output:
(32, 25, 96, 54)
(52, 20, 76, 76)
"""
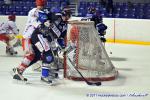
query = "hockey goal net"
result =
(64, 21, 118, 81)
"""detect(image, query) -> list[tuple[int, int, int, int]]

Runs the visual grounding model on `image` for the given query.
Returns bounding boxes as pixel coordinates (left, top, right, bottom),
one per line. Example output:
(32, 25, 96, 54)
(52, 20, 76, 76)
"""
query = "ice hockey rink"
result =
(0, 41, 150, 100)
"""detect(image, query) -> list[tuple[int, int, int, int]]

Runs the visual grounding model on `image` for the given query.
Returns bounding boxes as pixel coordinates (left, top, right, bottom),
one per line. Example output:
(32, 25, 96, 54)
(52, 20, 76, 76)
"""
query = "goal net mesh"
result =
(64, 21, 118, 81)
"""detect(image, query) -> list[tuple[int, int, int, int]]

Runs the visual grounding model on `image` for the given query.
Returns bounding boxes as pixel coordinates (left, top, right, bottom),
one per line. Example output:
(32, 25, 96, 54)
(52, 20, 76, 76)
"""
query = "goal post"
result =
(64, 21, 118, 81)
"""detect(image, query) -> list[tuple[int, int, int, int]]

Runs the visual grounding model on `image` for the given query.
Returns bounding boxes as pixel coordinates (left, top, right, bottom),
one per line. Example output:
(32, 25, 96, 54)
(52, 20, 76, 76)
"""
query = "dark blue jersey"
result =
(86, 12, 107, 38)
(86, 13, 103, 27)
(47, 12, 67, 39)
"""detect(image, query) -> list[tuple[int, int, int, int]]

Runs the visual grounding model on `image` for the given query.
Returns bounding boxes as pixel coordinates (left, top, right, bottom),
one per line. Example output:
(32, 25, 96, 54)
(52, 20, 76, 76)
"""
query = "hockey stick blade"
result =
(86, 81, 101, 86)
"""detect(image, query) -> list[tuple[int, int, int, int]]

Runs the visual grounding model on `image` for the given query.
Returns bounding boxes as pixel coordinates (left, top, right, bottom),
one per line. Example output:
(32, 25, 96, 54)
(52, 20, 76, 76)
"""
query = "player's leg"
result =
(41, 51, 55, 83)
(12, 24, 40, 81)
(34, 34, 58, 83)
(13, 49, 41, 81)
(12, 38, 36, 81)
(0, 34, 17, 55)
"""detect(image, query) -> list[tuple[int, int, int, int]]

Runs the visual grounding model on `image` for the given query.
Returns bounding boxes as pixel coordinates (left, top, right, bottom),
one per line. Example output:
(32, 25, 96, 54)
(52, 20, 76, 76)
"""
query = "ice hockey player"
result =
(0, 14, 19, 55)
(12, 9, 71, 84)
(84, 7, 107, 43)
(48, 7, 71, 58)
(13, 0, 47, 79)
(22, 0, 47, 54)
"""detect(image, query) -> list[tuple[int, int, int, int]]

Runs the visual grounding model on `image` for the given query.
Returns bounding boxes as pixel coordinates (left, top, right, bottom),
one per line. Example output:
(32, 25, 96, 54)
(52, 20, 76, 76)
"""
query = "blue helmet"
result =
(38, 11, 48, 23)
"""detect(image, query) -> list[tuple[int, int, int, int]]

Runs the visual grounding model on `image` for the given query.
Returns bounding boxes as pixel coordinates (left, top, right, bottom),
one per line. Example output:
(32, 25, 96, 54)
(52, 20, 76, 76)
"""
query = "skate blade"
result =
(40, 78, 62, 86)
(12, 79, 53, 86)
(50, 80, 61, 86)
(12, 78, 62, 87)
(25, 80, 55, 86)
(12, 79, 28, 84)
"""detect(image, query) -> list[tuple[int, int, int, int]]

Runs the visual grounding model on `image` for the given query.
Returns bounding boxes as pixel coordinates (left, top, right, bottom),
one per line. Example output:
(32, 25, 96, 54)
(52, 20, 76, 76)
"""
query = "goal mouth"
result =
(66, 72, 118, 81)
(66, 65, 118, 81)
(64, 21, 118, 82)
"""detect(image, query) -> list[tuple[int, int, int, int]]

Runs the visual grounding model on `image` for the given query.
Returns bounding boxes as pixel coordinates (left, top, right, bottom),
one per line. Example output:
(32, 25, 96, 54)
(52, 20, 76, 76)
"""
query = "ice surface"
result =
(0, 41, 150, 100)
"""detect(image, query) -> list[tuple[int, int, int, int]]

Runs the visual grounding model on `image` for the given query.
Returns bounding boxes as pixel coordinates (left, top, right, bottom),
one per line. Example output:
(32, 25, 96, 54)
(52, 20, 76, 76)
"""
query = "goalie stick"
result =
(57, 43, 101, 86)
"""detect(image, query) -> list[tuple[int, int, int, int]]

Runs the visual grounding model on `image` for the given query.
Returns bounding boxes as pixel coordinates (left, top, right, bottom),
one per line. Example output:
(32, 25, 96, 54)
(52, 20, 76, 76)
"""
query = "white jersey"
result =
(23, 8, 41, 39)
(0, 20, 19, 34)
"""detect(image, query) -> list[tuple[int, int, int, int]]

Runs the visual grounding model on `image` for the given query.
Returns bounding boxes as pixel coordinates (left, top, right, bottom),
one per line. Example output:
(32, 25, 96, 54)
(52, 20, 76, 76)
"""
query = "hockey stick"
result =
(66, 54, 101, 86)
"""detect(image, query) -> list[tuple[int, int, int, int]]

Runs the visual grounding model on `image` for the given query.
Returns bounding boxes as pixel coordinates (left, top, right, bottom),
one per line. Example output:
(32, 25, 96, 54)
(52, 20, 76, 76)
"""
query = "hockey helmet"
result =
(88, 7, 96, 14)
(36, 0, 47, 6)
(38, 11, 48, 23)
(8, 14, 16, 21)
(61, 7, 71, 18)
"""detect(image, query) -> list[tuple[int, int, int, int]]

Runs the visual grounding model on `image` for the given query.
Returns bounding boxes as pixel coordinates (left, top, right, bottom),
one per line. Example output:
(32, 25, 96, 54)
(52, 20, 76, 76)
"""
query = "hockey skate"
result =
(41, 72, 59, 84)
(50, 72, 59, 79)
(41, 76, 53, 84)
(6, 46, 18, 55)
(12, 68, 27, 81)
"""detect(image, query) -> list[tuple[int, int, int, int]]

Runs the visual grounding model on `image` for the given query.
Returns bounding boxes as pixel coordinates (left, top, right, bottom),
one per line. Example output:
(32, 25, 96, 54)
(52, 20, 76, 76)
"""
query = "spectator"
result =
(4, 0, 12, 5)
(100, 0, 107, 7)
(106, 0, 114, 14)
(83, 7, 107, 43)
(127, 1, 134, 9)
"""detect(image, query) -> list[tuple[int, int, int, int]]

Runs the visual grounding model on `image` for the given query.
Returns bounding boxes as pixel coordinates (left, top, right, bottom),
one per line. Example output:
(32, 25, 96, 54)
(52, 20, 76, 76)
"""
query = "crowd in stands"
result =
(78, 1, 150, 19)
(0, 0, 150, 19)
